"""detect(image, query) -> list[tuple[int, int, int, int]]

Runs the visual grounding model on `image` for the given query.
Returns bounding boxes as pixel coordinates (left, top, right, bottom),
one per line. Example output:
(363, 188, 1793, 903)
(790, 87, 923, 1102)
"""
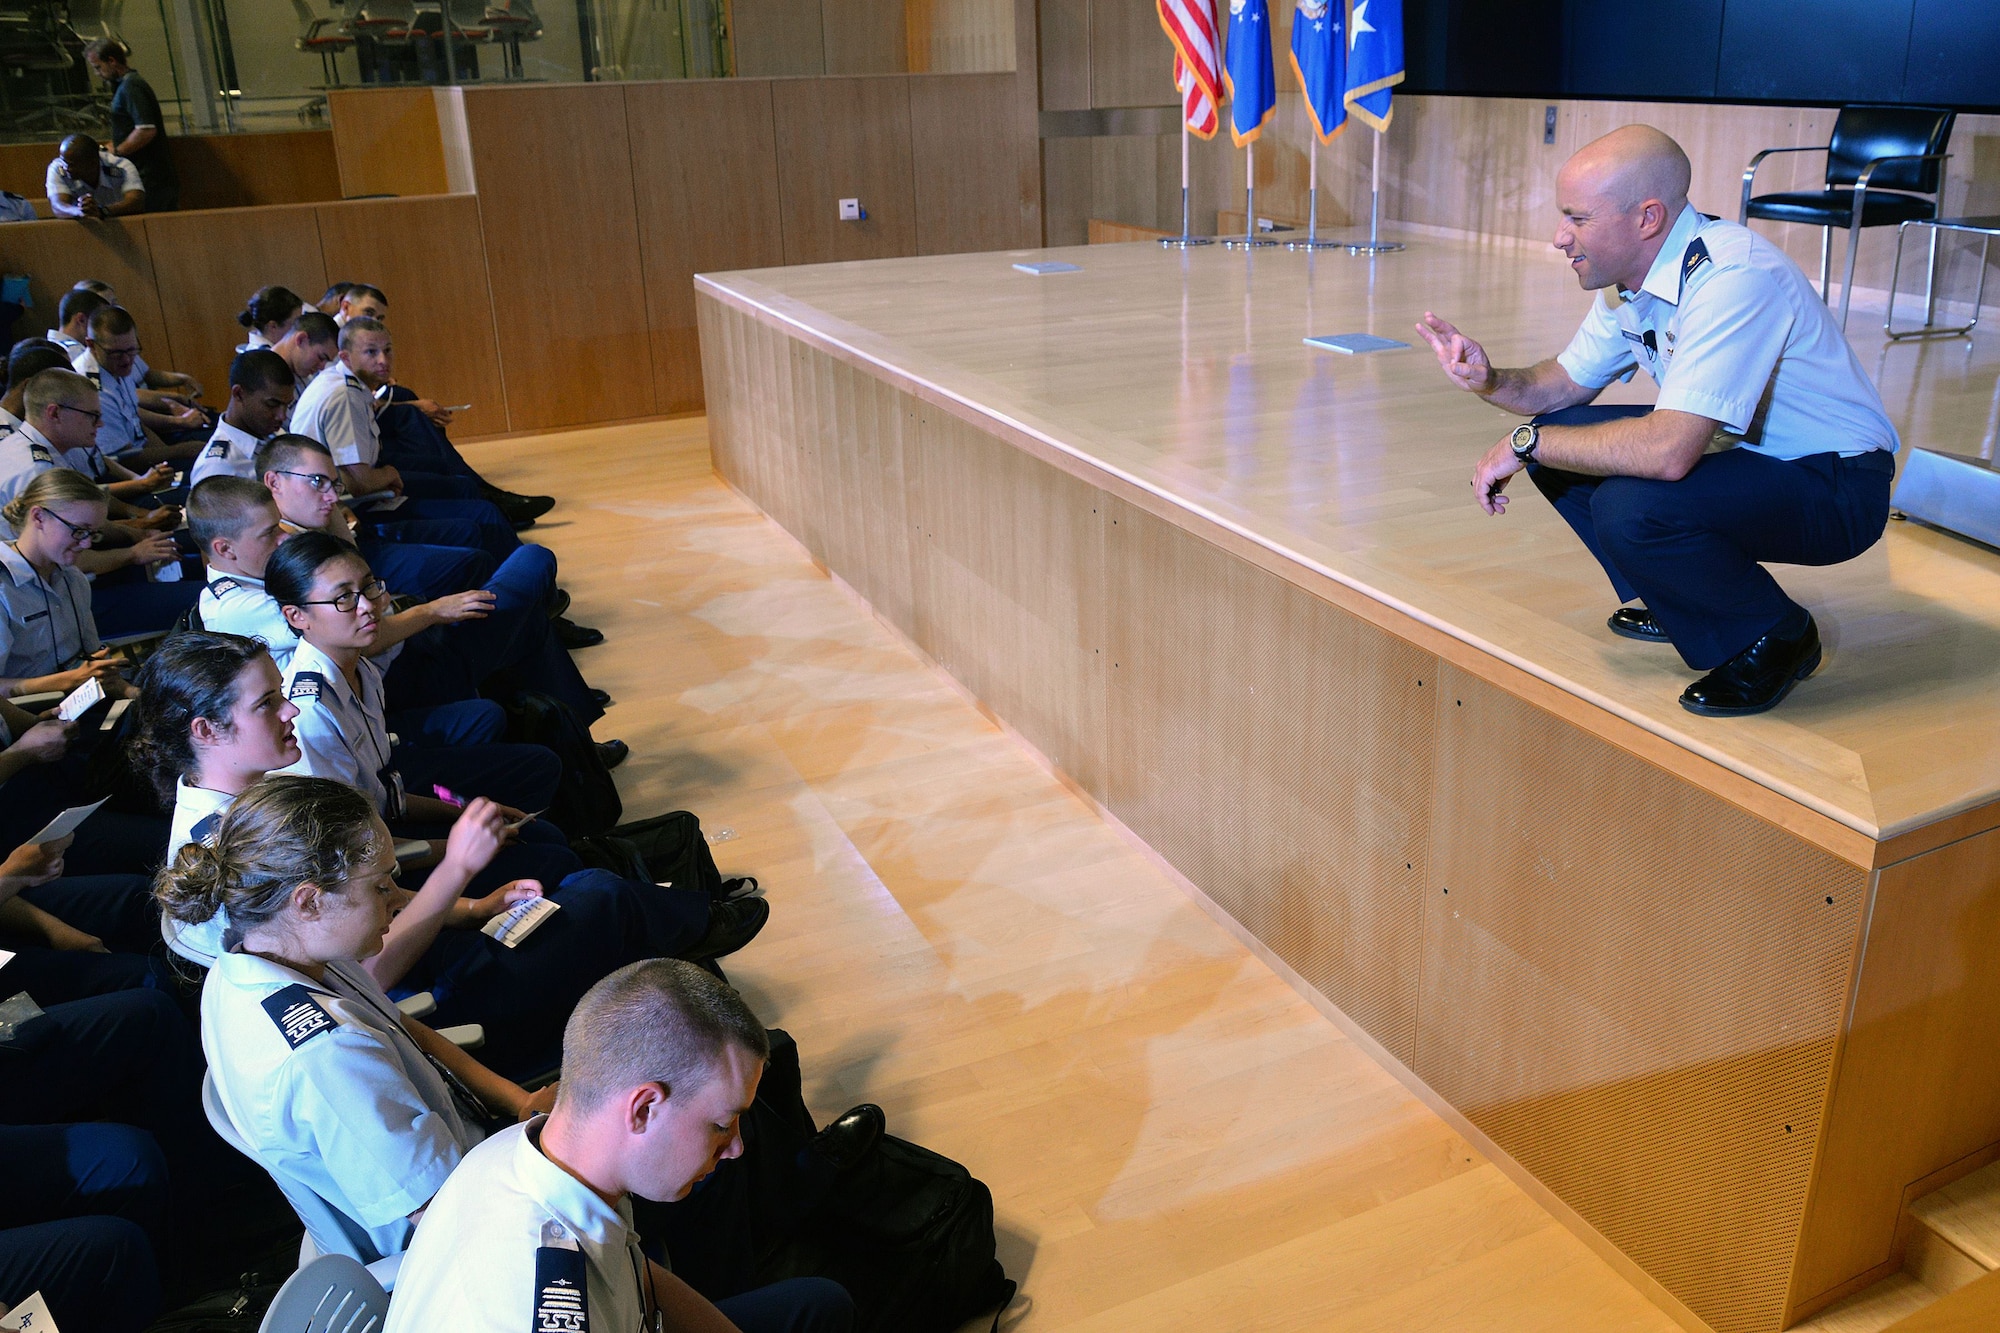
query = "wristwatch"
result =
(1509, 422, 1540, 461)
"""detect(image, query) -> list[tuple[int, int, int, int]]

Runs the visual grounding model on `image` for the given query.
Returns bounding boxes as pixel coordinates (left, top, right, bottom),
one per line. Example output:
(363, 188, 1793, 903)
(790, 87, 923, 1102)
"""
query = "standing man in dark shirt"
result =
(83, 39, 178, 213)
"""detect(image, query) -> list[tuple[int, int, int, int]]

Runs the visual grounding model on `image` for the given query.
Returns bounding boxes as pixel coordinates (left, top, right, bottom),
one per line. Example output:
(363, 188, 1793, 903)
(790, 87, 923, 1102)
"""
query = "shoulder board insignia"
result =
(189, 812, 222, 844)
(1679, 237, 1712, 301)
(207, 576, 240, 595)
(84, 370, 102, 387)
(288, 672, 327, 702)
(27, 443, 54, 465)
(260, 983, 336, 1049)
(534, 1241, 590, 1332)
(203, 440, 229, 458)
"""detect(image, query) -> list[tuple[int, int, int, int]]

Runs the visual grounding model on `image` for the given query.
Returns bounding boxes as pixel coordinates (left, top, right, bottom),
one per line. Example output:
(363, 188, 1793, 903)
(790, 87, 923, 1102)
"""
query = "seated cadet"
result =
(1, 367, 178, 512)
(157, 776, 556, 1264)
(74, 306, 206, 465)
(342, 284, 554, 524)
(46, 288, 104, 363)
(256, 429, 497, 605)
(193, 476, 611, 728)
(45, 135, 144, 219)
(0, 471, 138, 699)
(272, 309, 339, 386)
(317, 282, 353, 316)
(0, 692, 167, 878)
(0, 343, 79, 433)
(235, 285, 303, 354)
(137, 637, 744, 1078)
(189, 350, 295, 490)
(385, 960, 854, 1333)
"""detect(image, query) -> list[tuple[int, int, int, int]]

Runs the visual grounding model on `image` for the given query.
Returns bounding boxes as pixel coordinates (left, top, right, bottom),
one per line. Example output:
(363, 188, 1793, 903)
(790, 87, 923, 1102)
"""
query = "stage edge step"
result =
(1794, 1161, 2000, 1331)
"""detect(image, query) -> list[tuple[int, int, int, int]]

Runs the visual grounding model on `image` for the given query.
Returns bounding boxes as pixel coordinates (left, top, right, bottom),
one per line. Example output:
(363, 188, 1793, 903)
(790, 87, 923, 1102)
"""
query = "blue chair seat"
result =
(1745, 189, 1937, 229)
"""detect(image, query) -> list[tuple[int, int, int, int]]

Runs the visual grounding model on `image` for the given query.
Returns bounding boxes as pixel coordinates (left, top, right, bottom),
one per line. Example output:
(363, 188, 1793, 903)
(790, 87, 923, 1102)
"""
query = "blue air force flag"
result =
(1289, 0, 1346, 142)
(1343, 0, 1403, 131)
(1224, 0, 1277, 147)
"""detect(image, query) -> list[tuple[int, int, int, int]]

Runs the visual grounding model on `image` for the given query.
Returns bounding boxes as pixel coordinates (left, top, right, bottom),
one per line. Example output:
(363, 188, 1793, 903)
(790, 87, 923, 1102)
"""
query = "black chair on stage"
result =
(1739, 105, 1955, 331)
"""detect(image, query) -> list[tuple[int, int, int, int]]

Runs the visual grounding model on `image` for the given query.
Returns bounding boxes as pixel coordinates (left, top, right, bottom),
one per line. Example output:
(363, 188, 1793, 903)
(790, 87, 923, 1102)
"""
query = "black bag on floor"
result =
(611, 811, 725, 897)
(772, 1135, 1016, 1333)
(501, 690, 621, 836)
(145, 1274, 285, 1330)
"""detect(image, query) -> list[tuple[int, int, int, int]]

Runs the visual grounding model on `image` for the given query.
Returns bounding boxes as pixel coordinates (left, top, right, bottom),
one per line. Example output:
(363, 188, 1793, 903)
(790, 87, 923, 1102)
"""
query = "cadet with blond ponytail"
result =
(0, 469, 133, 698)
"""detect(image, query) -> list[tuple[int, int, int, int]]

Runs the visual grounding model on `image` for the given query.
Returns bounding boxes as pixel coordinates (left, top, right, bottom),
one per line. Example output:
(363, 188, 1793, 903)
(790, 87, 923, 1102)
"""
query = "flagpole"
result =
(1345, 123, 1404, 255)
(1287, 131, 1341, 251)
(1223, 138, 1276, 250)
(1160, 115, 1212, 248)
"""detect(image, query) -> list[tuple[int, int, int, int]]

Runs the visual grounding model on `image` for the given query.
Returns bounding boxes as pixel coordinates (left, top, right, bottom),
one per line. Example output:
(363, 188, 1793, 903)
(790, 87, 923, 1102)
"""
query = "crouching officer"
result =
(1417, 124, 1899, 717)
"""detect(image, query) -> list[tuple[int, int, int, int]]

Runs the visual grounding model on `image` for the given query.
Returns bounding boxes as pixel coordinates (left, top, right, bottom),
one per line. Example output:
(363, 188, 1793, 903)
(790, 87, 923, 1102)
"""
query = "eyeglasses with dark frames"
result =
(294, 577, 388, 614)
(35, 506, 101, 545)
(270, 469, 338, 492)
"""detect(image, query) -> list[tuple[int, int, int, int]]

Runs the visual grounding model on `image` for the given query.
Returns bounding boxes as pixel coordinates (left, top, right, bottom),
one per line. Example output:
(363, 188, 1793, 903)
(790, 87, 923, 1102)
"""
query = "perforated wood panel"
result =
(1102, 498, 1438, 1064)
(1418, 664, 1867, 1333)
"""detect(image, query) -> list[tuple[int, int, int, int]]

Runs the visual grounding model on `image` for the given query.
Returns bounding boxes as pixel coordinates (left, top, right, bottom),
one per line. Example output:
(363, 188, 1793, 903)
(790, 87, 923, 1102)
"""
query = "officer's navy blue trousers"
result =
(0, 1213, 160, 1333)
(715, 1278, 856, 1333)
(384, 543, 603, 725)
(397, 867, 713, 1080)
(0, 761, 169, 878)
(358, 525, 495, 603)
(91, 564, 203, 640)
(4, 875, 178, 1001)
(390, 716, 578, 894)
(1526, 405, 1895, 670)
(367, 495, 520, 562)
(379, 393, 490, 486)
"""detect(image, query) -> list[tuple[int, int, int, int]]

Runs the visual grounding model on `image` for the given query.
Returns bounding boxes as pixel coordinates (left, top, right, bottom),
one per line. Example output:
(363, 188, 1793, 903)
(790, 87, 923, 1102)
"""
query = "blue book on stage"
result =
(1305, 332, 1410, 354)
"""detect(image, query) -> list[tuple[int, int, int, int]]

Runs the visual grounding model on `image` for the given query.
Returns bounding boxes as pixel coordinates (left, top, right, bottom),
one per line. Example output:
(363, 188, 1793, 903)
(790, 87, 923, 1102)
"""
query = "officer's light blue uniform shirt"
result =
(73, 347, 150, 458)
(1557, 205, 1900, 461)
(190, 417, 262, 488)
(201, 950, 482, 1260)
(0, 539, 98, 681)
(0, 425, 62, 538)
(199, 568, 299, 669)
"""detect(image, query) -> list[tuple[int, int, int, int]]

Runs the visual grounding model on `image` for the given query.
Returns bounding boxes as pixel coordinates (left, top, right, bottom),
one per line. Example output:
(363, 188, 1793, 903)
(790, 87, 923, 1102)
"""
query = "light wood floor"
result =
(462, 417, 1685, 1332)
(698, 236, 2000, 842)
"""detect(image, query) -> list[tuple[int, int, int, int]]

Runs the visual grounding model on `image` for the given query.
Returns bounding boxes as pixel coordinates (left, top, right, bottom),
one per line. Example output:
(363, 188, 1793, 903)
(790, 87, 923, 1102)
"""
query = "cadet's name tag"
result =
(533, 1240, 589, 1332)
(260, 984, 335, 1049)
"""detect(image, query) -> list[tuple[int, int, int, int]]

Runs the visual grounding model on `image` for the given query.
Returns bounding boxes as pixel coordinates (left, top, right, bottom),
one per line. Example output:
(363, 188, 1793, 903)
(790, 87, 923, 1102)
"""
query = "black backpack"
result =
(500, 690, 622, 836)
(573, 811, 731, 898)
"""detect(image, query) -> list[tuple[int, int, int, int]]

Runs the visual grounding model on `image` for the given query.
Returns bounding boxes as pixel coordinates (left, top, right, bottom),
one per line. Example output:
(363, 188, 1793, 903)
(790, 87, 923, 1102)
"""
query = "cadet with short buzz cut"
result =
(384, 958, 855, 1333)
(1416, 124, 1899, 718)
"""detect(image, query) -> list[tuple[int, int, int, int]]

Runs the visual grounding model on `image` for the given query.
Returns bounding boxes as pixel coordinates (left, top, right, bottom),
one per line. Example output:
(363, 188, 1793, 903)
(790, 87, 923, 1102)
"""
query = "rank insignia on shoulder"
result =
(27, 443, 54, 464)
(261, 983, 336, 1049)
(1679, 238, 1711, 298)
(204, 440, 228, 457)
(534, 1236, 589, 1333)
(189, 812, 222, 844)
(288, 672, 327, 702)
(208, 576, 239, 595)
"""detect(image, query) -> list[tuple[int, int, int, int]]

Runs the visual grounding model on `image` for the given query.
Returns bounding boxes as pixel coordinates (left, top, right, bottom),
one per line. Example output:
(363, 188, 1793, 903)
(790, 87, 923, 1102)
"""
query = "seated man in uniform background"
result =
(45, 136, 144, 220)
(271, 310, 339, 387)
(46, 289, 104, 363)
(385, 959, 853, 1333)
(0, 343, 74, 432)
(1417, 124, 1899, 717)
(190, 350, 295, 489)
(75, 305, 207, 465)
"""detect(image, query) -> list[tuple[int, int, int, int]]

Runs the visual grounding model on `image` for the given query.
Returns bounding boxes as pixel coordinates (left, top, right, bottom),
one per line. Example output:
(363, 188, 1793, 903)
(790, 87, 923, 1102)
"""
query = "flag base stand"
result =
(1286, 143, 1343, 250)
(1224, 236, 1279, 250)
(1159, 145, 1213, 248)
(1223, 154, 1276, 248)
(1343, 125, 1405, 255)
(1160, 236, 1214, 248)
(1345, 241, 1405, 254)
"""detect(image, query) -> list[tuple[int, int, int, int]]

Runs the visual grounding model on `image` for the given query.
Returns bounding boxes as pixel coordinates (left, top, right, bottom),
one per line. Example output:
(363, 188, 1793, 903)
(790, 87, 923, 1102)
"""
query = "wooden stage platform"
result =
(694, 234, 2000, 1333)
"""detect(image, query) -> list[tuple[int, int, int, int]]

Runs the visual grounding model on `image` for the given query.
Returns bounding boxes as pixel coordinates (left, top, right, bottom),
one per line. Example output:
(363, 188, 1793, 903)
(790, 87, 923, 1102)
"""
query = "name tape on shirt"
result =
(533, 1241, 590, 1333)
(288, 672, 327, 703)
(260, 984, 336, 1049)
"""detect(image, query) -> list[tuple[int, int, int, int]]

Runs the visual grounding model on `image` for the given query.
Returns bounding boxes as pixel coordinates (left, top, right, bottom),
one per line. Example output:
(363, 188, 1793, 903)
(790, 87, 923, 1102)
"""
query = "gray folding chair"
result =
(258, 1254, 389, 1333)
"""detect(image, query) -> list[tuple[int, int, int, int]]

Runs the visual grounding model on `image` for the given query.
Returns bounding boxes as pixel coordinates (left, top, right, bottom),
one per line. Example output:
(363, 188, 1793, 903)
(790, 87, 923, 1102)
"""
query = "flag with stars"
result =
(1289, 0, 1346, 142)
(1343, 0, 1403, 131)
(1223, 0, 1276, 147)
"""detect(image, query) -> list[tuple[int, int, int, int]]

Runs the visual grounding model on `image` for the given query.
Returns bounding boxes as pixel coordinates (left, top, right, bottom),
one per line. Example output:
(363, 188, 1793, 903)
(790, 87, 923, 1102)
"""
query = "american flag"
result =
(1159, 0, 1220, 139)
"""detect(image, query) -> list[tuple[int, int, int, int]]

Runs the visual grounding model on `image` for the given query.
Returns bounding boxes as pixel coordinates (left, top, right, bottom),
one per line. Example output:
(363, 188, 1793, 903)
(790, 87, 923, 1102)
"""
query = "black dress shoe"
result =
(1607, 605, 1670, 643)
(719, 875, 762, 901)
(807, 1104, 885, 1174)
(481, 487, 556, 524)
(596, 739, 630, 770)
(588, 687, 613, 710)
(546, 588, 572, 620)
(554, 617, 605, 649)
(1680, 614, 1821, 718)
(680, 895, 769, 963)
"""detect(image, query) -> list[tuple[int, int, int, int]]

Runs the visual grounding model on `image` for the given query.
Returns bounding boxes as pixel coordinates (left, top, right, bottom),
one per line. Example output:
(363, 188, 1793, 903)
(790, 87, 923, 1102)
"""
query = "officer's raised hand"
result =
(1416, 312, 1496, 394)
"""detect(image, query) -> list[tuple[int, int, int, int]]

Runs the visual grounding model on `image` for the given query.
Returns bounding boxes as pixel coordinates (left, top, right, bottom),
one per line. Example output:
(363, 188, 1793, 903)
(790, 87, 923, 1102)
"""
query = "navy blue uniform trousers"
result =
(1526, 405, 1895, 669)
(0, 1122, 167, 1333)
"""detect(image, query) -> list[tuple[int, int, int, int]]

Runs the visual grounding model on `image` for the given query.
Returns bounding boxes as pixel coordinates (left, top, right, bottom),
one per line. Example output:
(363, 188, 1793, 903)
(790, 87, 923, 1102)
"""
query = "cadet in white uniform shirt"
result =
(45, 135, 144, 219)
(1417, 125, 1898, 717)
(156, 776, 555, 1262)
(190, 350, 297, 490)
(385, 959, 855, 1333)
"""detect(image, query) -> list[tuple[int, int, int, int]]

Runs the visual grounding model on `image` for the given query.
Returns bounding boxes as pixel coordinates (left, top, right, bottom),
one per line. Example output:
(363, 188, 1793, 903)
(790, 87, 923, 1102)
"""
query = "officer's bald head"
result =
(1562, 125, 1691, 216)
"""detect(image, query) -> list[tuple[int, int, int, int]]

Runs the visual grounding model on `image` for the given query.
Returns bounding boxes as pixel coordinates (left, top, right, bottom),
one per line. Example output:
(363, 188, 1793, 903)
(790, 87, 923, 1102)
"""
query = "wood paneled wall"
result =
(453, 70, 1040, 427)
(734, 0, 1014, 76)
(0, 130, 340, 215)
(0, 198, 508, 438)
(327, 87, 453, 199)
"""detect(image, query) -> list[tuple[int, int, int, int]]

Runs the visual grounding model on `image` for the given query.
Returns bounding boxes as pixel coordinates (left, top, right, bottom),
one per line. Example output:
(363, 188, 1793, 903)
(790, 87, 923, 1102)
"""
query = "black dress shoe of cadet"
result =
(588, 687, 613, 710)
(481, 486, 556, 524)
(1607, 605, 1670, 643)
(807, 1104, 886, 1175)
(596, 739, 630, 770)
(546, 588, 572, 620)
(1679, 614, 1821, 718)
(680, 895, 770, 963)
(555, 616, 605, 649)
